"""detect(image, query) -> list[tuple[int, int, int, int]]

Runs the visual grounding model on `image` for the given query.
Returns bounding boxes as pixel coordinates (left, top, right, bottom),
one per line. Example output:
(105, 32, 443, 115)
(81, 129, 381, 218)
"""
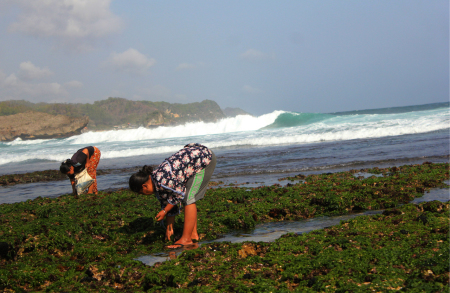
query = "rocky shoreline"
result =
(0, 111, 89, 141)
(0, 99, 251, 140)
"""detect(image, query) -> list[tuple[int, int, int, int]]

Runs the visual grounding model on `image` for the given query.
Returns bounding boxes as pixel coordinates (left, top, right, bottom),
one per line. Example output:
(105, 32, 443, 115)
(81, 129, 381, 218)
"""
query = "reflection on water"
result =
(136, 244, 200, 266)
(0, 180, 71, 204)
(136, 182, 449, 267)
(411, 180, 449, 204)
(0, 174, 129, 204)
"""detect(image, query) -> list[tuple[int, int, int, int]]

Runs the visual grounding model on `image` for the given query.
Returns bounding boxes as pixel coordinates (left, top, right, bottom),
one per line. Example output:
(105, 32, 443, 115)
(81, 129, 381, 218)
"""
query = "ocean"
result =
(0, 102, 449, 204)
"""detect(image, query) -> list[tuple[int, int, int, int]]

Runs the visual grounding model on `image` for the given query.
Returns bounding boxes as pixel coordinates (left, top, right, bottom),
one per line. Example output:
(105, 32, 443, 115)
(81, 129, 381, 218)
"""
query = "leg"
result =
(191, 219, 199, 241)
(170, 203, 197, 247)
(87, 176, 96, 194)
(87, 147, 101, 194)
(167, 152, 216, 248)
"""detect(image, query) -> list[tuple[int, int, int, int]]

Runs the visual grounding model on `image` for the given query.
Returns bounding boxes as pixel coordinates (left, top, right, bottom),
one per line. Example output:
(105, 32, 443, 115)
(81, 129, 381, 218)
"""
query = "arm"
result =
(82, 148, 91, 169)
(165, 216, 175, 241)
(70, 178, 77, 195)
(157, 162, 187, 206)
(155, 203, 176, 241)
(155, 203, 176, 221)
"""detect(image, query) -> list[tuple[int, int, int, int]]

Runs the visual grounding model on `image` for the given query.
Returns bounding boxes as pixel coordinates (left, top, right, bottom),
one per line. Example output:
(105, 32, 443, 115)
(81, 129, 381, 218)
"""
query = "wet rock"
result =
(416, 214, 428, 225)
(307, 277, 317, 287)
(188, 279, 200, 287)
(0, 242, 10, 258)
(269, 208, 287, 218)
(382, 209, 402, 216)
(422, 201, 443, 213)
(415, 187, 425, 193)
(80, 276, 96, 283)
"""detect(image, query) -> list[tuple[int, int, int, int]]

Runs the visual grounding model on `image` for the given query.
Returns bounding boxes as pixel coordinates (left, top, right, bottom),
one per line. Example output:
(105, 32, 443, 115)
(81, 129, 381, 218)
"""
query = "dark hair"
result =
(60, 159, 72, 174)
(129, 165, 153, 193)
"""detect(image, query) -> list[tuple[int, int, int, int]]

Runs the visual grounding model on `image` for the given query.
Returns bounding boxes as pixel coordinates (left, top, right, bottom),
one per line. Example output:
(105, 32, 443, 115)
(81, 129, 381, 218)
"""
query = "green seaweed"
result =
(0, 162, 448, 291)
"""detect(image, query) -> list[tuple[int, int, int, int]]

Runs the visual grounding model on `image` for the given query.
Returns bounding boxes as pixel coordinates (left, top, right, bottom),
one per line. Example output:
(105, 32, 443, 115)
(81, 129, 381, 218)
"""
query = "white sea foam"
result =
(0, 107, 448, 166)
(5, 137, 56, 145)
(67, 111, 284, 145)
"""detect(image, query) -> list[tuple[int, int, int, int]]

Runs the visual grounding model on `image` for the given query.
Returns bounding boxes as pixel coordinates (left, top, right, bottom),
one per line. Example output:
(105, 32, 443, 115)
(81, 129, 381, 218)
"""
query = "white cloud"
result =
(18, 61, 53, 81)
(7, 0, 123, 51)
(0, 64, 81, 101)
(1, 73, 68, 98)
(240, 49, 274, 61)
(243, 85, 263, 94)
(106, 48, 156, 75)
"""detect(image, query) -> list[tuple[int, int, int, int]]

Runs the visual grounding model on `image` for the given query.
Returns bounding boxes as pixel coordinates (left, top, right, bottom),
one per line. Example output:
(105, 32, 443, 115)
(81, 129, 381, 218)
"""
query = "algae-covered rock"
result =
(0, 163, 448, 292)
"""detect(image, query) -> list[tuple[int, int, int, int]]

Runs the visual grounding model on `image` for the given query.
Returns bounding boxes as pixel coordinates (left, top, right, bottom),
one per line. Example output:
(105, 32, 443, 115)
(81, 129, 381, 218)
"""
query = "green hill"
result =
(0, 98, 240, 130)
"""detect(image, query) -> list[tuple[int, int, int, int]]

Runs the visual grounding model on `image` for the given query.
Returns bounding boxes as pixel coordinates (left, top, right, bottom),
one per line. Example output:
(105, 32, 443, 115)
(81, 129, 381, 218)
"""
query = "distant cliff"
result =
(0, 98, 250, 134)
(0, 111, 89, 141)
(223, 107, 252, 117)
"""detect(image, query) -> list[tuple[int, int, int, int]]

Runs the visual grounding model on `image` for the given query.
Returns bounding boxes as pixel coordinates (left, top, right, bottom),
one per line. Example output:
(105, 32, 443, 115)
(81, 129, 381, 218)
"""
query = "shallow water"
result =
(136, 181, 449, 266)
(0, 173, 126, 204)
(1, 128, 448, 203)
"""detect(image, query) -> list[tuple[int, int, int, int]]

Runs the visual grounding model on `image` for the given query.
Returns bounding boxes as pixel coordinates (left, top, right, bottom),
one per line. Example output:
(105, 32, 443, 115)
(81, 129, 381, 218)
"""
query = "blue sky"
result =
(0, 1, 448, 115)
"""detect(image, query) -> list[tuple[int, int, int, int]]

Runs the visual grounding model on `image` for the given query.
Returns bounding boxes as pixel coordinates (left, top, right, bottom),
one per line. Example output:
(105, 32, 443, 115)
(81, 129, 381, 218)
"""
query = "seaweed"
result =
(0, 162, 448, 291)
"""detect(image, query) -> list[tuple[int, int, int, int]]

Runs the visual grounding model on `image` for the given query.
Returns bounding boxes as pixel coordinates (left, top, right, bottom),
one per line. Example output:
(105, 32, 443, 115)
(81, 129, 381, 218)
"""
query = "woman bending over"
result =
(60, 146, 101, 195)
(129, 143, 216, 249)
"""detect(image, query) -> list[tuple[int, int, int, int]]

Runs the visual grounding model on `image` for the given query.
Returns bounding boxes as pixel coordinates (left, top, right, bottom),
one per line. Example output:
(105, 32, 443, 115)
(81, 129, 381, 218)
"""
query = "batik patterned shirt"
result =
(151, 143, 213, 216)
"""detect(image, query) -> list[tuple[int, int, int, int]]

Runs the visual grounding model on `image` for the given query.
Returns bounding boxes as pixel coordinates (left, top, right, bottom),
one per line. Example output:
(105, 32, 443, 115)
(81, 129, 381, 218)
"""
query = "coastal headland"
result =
(0, 162, 448, 291)
(0, 98, 250, 141)
(0, 111, 89, 142)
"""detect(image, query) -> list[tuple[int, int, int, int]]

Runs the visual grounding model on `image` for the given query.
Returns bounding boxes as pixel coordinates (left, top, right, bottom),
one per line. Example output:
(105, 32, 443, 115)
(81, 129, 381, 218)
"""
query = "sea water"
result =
(0, 102, 449, 203)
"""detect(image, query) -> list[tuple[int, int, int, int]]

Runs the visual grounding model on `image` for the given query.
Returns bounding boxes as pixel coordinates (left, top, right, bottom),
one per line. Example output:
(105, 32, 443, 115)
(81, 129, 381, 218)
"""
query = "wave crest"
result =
(69, 111, 284, 144)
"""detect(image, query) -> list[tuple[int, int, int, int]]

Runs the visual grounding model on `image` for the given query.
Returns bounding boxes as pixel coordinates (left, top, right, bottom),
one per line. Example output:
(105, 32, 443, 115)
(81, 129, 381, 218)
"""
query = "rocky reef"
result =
(0, 111, 89, 141)
(0, 163, 448, 291)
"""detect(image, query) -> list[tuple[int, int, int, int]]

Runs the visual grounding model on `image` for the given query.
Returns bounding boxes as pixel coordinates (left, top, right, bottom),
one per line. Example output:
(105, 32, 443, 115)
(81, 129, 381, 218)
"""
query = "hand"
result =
(155, 210, 166, 221)
(166, 227, 174, 241)
(71, 180, 77, 195)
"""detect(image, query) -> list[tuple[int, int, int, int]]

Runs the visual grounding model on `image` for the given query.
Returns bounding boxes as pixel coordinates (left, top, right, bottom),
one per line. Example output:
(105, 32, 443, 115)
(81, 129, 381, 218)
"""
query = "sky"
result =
(0, 1, 448, 115)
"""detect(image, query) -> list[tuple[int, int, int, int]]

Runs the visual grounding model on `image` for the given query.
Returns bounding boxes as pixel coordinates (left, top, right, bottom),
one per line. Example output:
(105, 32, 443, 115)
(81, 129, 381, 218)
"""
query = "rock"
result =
(0, 111, 89, 141)
(0, 242, 10, 258)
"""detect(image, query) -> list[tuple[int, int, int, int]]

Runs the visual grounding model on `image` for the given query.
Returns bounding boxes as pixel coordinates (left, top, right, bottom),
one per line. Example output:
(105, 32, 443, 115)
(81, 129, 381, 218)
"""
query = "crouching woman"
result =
(129, 143, 216, 248)
(60, 146, 101, 195)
